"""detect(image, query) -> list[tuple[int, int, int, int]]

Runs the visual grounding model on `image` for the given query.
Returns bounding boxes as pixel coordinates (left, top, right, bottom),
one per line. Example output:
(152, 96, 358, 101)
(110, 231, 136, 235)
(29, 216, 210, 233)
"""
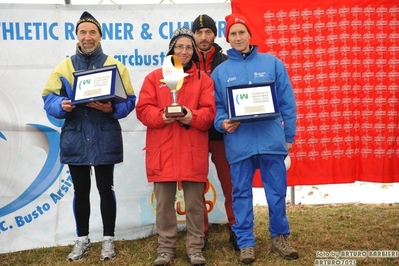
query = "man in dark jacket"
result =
(192, 14, 238, 251)
(42, 11, 136, 262)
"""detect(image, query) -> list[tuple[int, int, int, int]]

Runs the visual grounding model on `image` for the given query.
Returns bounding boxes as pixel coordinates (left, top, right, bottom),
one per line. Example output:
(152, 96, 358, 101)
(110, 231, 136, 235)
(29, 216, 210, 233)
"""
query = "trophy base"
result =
(165, 105, 185, 118)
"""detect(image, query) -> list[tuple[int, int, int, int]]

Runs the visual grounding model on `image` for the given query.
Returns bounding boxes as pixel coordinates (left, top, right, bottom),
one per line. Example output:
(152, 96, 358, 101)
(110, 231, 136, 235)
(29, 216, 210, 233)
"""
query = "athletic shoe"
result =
(187, 252, 206, 266)
(240, 246, 255, 264)
(271, 234, 299, 260)
(154, 252, 175, 266)
(67, 238, 92, 261)
(100, 238, 116, 261)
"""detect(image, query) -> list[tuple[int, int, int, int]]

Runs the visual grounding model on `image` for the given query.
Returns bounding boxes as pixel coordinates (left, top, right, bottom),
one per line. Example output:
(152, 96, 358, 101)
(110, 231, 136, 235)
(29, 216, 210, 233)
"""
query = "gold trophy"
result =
(160, 55, 188, 118)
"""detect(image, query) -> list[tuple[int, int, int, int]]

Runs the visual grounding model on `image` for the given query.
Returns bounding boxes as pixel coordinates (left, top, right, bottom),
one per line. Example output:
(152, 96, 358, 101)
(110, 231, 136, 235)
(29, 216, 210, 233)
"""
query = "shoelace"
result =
(191, 252, 204, 258)
(158, 252, 169, 258)
(277, 235, 292, 250)
(102, 240, 114, 252)
(72, 241, 87, 253)
(241, 248, 254, 256)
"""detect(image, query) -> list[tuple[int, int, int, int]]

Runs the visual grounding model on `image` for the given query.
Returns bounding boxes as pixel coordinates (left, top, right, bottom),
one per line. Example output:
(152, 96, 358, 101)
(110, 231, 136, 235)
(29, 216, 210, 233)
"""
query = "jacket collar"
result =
(227, 45, 258, 60)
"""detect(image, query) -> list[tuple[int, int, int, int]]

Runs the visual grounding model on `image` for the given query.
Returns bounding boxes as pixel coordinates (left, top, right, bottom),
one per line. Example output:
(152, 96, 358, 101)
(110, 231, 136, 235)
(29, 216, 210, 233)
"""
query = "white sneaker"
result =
(67, 238, 91, 261)
(100, 238, 116, 261)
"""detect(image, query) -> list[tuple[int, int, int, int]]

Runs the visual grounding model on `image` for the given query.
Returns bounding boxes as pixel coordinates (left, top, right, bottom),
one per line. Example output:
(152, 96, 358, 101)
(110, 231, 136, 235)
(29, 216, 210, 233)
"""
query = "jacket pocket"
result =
(60, 121, 84, 157)
(101, 121, 123, 155)
(183, 144, 208, 177)
(144, 146, 162, 176)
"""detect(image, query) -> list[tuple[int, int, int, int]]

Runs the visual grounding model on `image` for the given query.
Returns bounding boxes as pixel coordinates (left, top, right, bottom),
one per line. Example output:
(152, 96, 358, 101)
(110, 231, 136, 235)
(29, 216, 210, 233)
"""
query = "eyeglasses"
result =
(174, 45, 194, 52)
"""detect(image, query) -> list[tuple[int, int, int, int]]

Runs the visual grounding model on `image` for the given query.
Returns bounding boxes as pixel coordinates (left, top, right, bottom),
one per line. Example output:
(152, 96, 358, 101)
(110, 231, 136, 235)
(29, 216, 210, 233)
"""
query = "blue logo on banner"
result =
(0, 124, 63, 218)
(0, 132, 6, 141)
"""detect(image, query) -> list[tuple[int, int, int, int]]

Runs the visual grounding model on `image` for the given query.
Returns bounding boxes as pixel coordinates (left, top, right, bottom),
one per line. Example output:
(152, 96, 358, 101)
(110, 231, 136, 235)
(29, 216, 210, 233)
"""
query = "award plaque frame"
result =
(227, 81, 280, 123)
(71, 64, 127, 105)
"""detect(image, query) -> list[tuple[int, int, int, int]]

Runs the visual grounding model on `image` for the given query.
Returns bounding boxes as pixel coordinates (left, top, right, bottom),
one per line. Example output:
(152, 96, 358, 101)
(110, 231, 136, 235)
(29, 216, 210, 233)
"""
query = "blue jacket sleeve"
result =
(112, 94, 137, 119)
(42, 77, 70, 119)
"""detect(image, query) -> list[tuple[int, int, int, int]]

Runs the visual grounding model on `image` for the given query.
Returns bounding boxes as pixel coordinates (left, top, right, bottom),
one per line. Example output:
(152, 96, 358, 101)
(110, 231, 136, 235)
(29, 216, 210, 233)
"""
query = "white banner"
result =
(0, 3, 231, 253)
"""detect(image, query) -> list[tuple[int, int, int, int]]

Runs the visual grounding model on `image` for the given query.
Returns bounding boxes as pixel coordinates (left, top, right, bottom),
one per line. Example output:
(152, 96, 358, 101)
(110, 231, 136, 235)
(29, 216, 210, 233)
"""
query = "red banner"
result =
(230, 0, 399, 186)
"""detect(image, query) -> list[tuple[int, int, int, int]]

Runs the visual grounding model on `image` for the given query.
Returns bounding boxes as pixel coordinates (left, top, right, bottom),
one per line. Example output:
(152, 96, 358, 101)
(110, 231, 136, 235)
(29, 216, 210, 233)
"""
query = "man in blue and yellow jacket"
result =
(41, 11, 136, 262)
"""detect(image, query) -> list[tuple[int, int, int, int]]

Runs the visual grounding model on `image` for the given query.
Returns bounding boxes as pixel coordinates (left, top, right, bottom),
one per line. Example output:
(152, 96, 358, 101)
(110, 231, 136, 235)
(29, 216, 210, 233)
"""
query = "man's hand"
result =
(86, 101, 113, 113)
(61, 99, 76, 112)
(286, 142, 293, 151)
(222, 119, 241, 133)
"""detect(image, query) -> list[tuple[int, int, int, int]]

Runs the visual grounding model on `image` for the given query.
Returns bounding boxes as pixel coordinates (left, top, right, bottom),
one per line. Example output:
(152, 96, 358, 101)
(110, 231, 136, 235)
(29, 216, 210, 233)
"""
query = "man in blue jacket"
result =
(42, 11, 136, 262)
(211, 13, 298, 264)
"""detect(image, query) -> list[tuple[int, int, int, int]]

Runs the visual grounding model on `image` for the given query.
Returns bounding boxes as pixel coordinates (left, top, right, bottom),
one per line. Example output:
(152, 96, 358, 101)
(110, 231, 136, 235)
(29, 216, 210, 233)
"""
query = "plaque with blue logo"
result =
(71, 64, 127, 105)
(227, 81, 280, 122)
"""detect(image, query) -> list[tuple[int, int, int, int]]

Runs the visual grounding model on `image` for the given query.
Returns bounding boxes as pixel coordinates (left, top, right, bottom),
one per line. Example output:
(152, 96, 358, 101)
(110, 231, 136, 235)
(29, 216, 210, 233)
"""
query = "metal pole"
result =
(290, 186, 295, 205)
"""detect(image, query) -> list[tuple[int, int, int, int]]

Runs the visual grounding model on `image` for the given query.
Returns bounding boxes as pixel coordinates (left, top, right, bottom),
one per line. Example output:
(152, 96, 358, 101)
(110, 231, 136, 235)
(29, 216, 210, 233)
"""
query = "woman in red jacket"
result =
(136, 26, 215, 266)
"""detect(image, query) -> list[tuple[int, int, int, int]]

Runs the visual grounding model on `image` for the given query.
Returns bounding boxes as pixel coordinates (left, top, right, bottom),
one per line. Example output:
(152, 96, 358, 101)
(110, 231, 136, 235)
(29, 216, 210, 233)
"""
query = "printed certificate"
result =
(227, 81, 280, 122)
(71, 64, 127, 105)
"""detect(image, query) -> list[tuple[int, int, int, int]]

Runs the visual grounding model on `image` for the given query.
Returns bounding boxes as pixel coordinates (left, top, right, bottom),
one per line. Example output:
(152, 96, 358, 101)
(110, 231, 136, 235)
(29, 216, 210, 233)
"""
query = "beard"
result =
(81, 47, 95, 54)
(199, 41, 212, 52)
(80, 42, 98, 54)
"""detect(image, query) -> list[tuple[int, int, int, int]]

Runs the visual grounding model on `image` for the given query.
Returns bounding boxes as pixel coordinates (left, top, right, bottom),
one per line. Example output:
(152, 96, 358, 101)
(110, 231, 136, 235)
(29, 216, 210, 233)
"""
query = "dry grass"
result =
(1, 203, 398, 265)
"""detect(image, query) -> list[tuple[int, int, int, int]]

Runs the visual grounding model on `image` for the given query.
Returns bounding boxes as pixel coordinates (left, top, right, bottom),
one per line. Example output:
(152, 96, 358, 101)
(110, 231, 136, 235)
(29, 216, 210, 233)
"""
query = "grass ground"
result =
(1, 203, 398, 265)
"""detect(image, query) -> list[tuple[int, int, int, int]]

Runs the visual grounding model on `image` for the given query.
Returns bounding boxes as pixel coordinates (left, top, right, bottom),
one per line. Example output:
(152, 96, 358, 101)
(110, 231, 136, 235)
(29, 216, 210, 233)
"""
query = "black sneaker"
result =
(229, 230, 240, 251)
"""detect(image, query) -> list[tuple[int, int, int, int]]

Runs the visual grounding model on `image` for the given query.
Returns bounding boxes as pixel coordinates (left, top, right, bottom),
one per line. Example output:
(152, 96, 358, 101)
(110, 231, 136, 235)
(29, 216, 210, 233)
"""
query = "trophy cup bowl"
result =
(161, 55, 188, 118)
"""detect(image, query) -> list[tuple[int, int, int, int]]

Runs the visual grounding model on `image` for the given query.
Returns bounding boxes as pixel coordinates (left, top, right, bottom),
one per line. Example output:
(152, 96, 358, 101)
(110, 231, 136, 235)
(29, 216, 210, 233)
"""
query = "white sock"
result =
(78, 236, 88, 242)
(103, 236, 114, 241)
